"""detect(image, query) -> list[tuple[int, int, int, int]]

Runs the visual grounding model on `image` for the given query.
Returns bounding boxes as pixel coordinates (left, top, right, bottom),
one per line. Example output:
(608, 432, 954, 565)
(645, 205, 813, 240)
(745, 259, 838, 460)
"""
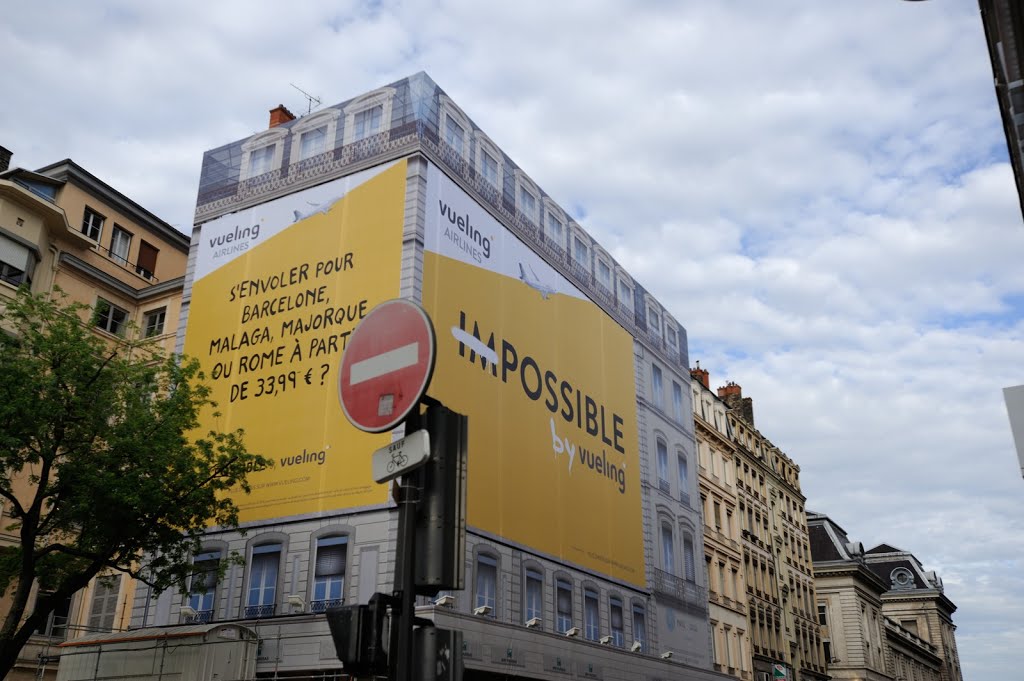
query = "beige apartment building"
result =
(808, 511, 957, 681)
(708, 380, 827, 681)
(0, 149, 188, 680)
(691, 366, 751, 680)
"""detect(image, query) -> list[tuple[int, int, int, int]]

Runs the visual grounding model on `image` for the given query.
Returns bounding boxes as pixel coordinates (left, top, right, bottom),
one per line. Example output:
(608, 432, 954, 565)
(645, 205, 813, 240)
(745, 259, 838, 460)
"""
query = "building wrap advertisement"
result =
(421, 163, 645, 586)
(183, 160, 407, 522)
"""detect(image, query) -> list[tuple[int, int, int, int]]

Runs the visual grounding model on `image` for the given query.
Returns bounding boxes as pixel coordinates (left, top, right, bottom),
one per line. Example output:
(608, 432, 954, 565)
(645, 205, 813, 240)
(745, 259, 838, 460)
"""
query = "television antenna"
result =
(290, 83, 322, 115)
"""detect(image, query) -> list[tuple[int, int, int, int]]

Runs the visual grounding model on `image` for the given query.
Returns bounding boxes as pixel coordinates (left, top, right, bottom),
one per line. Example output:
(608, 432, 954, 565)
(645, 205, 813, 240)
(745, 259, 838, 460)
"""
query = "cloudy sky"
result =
(3, 1, 1022, 678)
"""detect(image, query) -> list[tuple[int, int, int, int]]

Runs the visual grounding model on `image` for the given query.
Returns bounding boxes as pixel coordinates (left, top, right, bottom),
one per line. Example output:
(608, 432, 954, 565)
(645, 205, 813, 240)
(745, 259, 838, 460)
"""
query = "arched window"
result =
(656, 438, 669, 489)
(246, 543, 281, 618)
(683, 534, 696, 582)
(660, 522, 675, 574)
(474, 552, 497, 616)
(311, 535, 347, 612)
(523, 562, 543, 626)
(555, 576, 573, 633)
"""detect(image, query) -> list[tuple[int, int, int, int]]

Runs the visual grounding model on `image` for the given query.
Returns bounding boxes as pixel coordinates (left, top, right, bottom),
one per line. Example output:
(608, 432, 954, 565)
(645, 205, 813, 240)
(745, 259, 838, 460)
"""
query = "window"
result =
(714, 502, 722, 529)
(660, 522, 675, 573)
(823, 640, 832, 662)
(109, 226, 132, 266)
(901, 619, 918, 636)
(246, 543, 280, 618)
(444, 116, 465, 156)
(555, 577, 573, 633)
(94, 299, 128, 336)
(480, 151, 499, 186)
(609, 596, 624, 647)
(299, 126, 327, 160)
(354, 105, 383, 141)
(652, 365, 664, 408)
(597, 259, 612, 290)
(248, 145, 276, 177)
(475, 553, 497, 615)
(524, 567, 543, 624)
(648, 305, 660, 334)
(136, 240, 159, 280)
(312, 536, 347, 612)
(632, 602, 646, 651)
(143, 308, 166, 338)
(657, 439, 669, 488)
(81, 207, 105, 241)
(667, 326, 678, 349)
(546, 212, 564, 245)
(188, 550, 220, 621)
(683, 535, 696, 582)
(718, 563, 727, 598)
(0, 234, 35, 287)
(678, 454, 688, 495)
(573, 235, 589, 268)
(89, 575, 121, 633)
(672, 382, 684, 422)
(617, 278, 633, 311)
(35, 593, 72, 639)
(519, 186, 537, 223)
(584, 587, 599, 641)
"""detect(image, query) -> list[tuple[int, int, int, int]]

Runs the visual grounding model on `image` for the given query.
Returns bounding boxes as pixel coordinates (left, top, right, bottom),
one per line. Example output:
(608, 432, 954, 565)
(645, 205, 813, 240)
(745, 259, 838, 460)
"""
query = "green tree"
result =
(0, 290, 269, 676)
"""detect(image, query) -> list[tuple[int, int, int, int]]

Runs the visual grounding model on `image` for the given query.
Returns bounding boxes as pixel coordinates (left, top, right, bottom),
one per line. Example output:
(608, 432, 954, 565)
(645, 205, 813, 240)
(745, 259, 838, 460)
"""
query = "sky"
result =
(2, 1, 1022, 678)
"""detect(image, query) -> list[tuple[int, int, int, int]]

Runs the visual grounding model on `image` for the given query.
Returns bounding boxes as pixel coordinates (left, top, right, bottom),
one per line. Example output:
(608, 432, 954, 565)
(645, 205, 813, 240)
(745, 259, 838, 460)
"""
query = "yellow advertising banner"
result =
(421, 163, 644, 586)
(183, 160, 407, 522)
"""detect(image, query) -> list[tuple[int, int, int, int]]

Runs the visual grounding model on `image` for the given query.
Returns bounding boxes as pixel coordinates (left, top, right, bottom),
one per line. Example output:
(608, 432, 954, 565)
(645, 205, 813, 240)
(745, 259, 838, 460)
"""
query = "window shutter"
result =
(88, 576, 121, 633)
(315, 544, 346, 577)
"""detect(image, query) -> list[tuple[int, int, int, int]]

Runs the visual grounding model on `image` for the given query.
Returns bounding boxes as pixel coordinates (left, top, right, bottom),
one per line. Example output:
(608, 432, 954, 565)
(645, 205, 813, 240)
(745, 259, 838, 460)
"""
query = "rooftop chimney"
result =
(717, 381, 754, 426)
(0, 145, 11, 172)
(269, 104, 296, 129)
(690, 361, 709, 389)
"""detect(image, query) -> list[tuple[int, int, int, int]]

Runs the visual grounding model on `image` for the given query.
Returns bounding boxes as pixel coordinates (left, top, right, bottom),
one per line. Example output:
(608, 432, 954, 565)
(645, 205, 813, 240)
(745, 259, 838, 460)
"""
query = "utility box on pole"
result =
(414, 405, 468, 595)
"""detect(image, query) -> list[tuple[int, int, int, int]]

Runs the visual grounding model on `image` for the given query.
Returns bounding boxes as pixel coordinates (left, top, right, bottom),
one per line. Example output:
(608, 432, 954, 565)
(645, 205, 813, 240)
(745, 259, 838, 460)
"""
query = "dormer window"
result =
(440, 95, 472, 164)
(289, 109, 341, 166)
(241, 128, 287, 180)
(473, 131, 503, 191)
(514, 170, 540, 225)
(890, 568, 915, 590)
(342, 87, 396, 146)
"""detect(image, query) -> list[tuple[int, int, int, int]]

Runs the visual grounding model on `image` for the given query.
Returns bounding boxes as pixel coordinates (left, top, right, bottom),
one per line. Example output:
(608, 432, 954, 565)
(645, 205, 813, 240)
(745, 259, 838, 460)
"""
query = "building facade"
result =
(121, 73, 727, 681)
(712, 383, 827, 681)
(0, 153, 188, 680)
(690, 367, 750, 680)
(808, 511, 954, 681)
(862, 546, 963, 681)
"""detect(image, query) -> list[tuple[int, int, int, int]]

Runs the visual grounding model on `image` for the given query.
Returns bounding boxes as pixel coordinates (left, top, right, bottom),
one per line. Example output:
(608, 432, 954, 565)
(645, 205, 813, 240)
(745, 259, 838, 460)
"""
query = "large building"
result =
(703, 380, 827, 681)
(0, 151, 188, 680)
(808, 511, 961, 681)
(111, 73, 728, 681)
(690, 366, 751, 680)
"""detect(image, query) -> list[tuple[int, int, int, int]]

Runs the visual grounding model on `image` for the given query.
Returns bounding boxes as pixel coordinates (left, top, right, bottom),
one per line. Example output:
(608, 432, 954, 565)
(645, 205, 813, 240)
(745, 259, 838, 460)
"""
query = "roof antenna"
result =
(290, 83, 322, 115)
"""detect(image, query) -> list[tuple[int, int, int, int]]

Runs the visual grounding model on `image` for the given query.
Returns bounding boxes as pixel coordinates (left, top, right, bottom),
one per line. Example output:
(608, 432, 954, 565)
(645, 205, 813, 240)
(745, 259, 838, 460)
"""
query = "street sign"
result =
(773, 664, 788, 680)
(372, 429, 431, 483)
(338, 299, 436, 433)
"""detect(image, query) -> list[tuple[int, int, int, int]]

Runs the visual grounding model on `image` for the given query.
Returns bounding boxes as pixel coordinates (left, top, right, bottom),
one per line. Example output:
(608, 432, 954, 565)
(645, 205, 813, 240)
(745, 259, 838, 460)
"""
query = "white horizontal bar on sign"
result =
(349, 342, 419, 386)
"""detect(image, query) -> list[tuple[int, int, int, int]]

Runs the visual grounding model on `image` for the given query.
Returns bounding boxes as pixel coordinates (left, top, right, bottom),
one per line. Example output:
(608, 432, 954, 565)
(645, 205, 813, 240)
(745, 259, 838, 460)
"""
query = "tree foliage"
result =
(0, 289, 269, 675)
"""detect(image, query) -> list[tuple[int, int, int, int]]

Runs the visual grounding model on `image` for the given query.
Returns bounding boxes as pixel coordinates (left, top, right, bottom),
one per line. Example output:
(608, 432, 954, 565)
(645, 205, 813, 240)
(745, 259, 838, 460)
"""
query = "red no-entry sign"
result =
(338, 298, 436, 433)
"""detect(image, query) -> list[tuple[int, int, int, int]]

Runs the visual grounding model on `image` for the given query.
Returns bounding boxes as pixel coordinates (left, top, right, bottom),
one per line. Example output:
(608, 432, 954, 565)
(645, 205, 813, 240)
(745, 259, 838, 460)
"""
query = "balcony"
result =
(244, 604, 276, 619)
(652, 568, 707, 612)
(658, 478, 671, 495)
(311, 598, 343, 613)
(680, 491, 692, 508)
(183, 609, 214, 624)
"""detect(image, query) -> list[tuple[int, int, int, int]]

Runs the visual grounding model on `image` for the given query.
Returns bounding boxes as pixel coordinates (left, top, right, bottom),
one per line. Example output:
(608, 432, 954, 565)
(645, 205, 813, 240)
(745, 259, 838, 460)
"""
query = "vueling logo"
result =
(438, 200, 492, 263)
(450, 310, 628, 494)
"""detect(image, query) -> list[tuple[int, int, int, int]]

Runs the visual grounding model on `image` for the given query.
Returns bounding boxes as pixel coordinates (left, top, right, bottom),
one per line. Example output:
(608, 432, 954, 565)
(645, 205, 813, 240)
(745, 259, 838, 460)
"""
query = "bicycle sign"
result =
(371, 429, 431, 484)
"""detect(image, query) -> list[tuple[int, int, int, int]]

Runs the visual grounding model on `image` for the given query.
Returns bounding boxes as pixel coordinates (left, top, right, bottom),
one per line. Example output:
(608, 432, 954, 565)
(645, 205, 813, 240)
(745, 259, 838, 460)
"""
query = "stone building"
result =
(808, 511, 958, 681)
(119, 73, 728, 681)
(714, 382, 828, 681)
(0, 152, 188, 680)
(691, 366, 751, 680)
(863, 545, 963, 681)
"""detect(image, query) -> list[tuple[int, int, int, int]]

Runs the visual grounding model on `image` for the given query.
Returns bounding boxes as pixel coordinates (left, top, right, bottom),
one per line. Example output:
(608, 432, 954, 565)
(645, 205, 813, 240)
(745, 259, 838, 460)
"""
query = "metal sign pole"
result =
(391, 408, 422, 681)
